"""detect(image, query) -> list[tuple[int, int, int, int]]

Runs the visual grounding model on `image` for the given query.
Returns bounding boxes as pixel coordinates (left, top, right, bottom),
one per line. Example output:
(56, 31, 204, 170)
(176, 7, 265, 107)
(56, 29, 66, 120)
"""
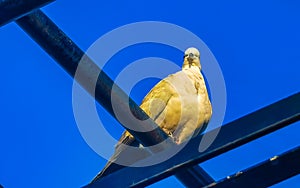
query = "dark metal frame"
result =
(87, 93, 300, 188)
(1, 1, 299, 187)
(207, 146, 300, 188)
(0, 0, 54, 26)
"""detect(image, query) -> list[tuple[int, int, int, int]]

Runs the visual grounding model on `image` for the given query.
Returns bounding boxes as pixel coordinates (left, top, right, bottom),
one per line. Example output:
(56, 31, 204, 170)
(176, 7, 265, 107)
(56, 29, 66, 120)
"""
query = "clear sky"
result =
(0, 0, 300, 187)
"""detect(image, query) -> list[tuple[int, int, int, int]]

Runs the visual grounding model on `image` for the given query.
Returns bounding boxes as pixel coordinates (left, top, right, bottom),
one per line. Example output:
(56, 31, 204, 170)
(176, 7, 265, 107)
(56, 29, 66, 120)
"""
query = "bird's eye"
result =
(184, 53, 199, 58)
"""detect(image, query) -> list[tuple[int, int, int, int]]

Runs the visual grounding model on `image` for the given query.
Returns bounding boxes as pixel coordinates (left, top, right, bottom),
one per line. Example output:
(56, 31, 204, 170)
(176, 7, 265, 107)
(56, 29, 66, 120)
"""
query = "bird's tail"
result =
(90, 159, 124, 183)
(90, 134, 150, 184)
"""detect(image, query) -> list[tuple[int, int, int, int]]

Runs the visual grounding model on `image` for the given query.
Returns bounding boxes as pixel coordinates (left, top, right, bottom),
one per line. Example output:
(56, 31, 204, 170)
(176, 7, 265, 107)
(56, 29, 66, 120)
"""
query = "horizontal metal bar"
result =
(87, 92, 300, 188)
(15, 10, 213, 185)
(0, 0, 54, 27)
(206, 146, 300, 188)
(175, 165, 214, 187)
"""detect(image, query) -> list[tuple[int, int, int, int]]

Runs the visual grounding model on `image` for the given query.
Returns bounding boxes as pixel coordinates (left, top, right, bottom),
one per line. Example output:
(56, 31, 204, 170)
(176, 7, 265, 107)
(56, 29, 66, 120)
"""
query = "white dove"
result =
(91, 47, 212, 182)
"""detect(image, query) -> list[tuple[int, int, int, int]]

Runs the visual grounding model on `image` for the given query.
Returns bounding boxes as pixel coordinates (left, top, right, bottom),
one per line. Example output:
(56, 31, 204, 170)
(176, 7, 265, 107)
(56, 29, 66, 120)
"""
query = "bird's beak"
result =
(187, 53, 196, 62)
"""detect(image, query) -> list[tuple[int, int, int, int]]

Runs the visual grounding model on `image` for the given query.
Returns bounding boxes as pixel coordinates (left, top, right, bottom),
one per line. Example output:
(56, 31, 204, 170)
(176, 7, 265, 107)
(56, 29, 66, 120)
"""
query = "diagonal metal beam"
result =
(87, 92, 300, 188)
(0, 0, 55, 27)
(206, 146, 300, 188)
(15, 10, 213, 186)
(16, 9, 169, 148)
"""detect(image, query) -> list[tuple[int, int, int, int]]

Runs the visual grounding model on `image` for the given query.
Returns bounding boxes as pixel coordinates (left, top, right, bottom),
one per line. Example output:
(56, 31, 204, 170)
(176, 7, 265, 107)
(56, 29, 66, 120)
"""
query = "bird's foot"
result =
(167, 132, 180, 145)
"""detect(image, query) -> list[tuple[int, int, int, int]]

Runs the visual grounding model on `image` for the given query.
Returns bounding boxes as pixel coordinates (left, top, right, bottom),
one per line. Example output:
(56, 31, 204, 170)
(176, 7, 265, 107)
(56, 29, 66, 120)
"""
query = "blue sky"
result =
(0, 0, 300, 187)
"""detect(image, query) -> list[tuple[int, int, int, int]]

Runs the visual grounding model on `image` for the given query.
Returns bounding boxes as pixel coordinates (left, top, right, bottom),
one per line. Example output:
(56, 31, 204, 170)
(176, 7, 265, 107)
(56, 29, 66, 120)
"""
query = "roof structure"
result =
(1, 1, 299, 187)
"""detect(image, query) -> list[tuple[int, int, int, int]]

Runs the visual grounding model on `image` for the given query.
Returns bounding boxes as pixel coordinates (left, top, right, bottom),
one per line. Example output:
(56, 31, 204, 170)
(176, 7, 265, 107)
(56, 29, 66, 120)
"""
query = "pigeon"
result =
(91, 47, 212, 182)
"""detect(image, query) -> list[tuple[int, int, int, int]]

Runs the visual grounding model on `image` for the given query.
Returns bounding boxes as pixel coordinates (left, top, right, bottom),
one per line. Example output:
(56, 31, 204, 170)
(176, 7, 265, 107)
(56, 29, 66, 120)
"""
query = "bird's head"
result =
(182, 47, 201, 70)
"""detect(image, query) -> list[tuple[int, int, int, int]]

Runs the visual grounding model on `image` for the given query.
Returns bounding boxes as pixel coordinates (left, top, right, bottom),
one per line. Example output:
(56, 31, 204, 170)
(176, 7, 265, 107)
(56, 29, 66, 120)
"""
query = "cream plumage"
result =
(91, 47, 212, 182)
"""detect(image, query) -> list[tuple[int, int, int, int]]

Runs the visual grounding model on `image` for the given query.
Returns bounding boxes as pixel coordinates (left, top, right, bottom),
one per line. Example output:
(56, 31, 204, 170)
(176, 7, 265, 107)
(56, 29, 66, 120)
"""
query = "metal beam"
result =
(16, 10, 169, 148)
(206, 146, 300, 188)
(0, 0, 54, 27)
(175, 165, 214, 187)
(87, 92, 300, 188)
(15, 10, 213, 186)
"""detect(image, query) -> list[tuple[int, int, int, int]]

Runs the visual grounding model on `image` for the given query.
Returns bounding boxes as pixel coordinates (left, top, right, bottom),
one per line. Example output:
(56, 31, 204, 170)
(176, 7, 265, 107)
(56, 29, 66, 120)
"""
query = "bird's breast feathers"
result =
(140, 68, 212, 143)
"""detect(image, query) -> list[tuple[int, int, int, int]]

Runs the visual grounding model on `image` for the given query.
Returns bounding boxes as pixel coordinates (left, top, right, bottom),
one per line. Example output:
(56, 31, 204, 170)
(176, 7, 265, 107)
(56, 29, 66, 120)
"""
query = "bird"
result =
(91, 47, 212, 182)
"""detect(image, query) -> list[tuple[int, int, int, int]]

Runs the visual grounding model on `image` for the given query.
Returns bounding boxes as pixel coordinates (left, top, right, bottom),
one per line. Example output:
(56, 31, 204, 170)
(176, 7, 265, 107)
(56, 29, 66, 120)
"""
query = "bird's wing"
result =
(140, 78, 176, 121)
(91, 76, 177, 182)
